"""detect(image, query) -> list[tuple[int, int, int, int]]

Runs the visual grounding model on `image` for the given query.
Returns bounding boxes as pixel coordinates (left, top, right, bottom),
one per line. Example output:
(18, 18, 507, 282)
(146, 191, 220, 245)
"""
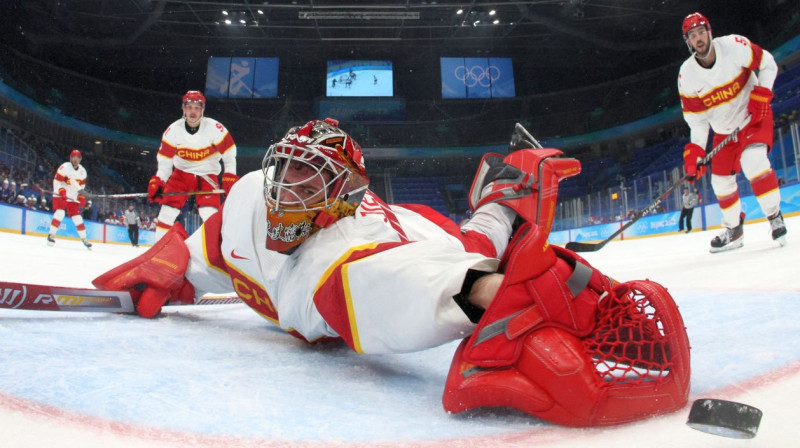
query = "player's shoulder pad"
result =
(717, 34, 750, 46)
(162, 118, 184, 138)
(203, 117, 227, 131)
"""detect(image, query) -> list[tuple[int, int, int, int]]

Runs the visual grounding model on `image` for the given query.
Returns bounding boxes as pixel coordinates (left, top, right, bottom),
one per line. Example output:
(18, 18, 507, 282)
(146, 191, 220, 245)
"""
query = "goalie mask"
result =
(262, 118, 369, 254)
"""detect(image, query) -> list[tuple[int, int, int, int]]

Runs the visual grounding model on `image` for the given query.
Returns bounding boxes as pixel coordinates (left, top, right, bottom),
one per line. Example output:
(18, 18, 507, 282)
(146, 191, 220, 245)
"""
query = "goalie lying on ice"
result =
(93, 119, 690, 427)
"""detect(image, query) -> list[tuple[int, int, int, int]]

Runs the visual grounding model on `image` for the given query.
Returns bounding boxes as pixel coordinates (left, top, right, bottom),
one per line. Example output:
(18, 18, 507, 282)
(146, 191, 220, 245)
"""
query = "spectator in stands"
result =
(1, 179, 14, 203)
(39, 197, 50, 212)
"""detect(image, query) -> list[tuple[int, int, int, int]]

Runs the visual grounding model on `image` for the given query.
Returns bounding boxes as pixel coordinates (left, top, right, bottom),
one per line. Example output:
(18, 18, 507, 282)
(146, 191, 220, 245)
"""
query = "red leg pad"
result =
(444, 280, 691, 427)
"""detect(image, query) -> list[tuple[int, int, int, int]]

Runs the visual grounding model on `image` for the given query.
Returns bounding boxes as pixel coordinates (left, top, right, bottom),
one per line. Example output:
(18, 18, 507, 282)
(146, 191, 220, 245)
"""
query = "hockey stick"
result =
(0, 280, 241, 313)
(88, 189, 225, 199)
(565, 128, 741, 252)
(510, 122, 544, 150)
(40, 189, 225, 200)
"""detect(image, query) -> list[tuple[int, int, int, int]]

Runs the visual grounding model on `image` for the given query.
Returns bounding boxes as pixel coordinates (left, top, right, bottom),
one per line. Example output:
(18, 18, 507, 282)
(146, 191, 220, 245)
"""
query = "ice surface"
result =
(1, 216, 799, 447)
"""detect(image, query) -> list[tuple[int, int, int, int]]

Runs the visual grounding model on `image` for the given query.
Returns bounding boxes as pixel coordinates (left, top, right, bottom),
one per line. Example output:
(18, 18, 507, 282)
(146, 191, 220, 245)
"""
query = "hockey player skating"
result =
(94, 119, 691, 427)
(148, 90, 239, 241)
(47, 149, 92, 249)
(678, 12, 787, 252)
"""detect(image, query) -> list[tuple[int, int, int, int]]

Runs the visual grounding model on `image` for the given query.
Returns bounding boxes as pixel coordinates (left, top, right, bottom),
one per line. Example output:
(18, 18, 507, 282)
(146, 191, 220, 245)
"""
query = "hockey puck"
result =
(686, 398, 763, 439)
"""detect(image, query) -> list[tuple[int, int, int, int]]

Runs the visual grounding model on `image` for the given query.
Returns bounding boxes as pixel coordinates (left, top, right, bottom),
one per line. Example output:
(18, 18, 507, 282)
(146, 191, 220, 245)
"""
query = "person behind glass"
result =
(124, 203, 141, 247)
(147, 90, 239, 241)
(1, 179, 16, 203)
(82, 199, 93, 221)
(47, 149, 91, 249)
(678, 185, 698, 233)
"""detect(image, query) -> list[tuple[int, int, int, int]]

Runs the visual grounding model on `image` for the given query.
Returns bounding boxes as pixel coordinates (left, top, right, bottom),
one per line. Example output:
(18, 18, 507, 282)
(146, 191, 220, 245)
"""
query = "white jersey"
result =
(184, 171, 498, 354)
(52, 162, 87, 202)
(155, 117, 237, 181)
(678, 34, 778, 147)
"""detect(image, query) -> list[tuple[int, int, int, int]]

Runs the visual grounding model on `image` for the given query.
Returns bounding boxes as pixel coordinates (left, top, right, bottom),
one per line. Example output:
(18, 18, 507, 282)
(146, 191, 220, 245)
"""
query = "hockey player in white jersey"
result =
(47, 149, 91, 249)
(678, 12, 786, 252)
(147, 90, 239, 241)
(94, 119, 691, 427)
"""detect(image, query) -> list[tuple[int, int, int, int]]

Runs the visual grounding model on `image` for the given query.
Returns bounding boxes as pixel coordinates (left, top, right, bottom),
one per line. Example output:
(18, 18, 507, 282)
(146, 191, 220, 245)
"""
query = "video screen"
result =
(326, 60, 393, 97)
(440, 57, 515, 99)
(205, 57, 279, 98)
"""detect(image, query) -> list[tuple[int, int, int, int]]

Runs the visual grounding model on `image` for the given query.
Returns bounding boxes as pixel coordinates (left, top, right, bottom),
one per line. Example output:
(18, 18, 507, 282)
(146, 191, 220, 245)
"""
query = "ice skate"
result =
(768, 211, 787, 246)
(82, 238, 93, 250)
(709, 215, 744, 253)
(46, 234, 56, 246)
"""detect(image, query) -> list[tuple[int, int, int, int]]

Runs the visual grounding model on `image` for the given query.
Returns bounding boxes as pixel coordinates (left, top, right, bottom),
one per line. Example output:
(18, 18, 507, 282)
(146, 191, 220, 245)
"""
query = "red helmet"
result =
(182, 90, 206, 107)
(682, 12, 711, 37)
(70, 149, 82, 158)
(262, 118, 369, 253)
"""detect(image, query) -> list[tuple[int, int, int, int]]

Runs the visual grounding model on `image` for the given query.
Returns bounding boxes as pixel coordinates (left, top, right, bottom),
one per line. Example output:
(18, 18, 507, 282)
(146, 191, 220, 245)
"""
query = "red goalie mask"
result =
(262, 118, 369, 254)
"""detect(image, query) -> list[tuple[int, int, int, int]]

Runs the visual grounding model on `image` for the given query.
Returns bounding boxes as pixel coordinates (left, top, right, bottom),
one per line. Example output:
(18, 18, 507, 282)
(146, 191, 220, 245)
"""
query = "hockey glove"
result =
(221, 172, 239, 195)
(78, 194, 86, 208)
(683, 143, 707, 181)
(58, 188, 68, 200)
(747, 86, 773, 124)
(92, 223, 195, 318)
(147, 176, 165, 204)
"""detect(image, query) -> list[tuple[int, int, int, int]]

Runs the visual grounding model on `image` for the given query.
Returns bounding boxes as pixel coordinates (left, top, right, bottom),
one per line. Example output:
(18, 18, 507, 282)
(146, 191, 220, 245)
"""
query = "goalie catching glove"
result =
(443, 148, 691, 426)
(92, 224, 195, 318)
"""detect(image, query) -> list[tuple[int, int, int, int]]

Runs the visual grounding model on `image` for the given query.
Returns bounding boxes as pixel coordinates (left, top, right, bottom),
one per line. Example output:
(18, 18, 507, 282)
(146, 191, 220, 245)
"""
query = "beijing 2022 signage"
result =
(440, 57, 515, 99)
(205, 57, 279, 98)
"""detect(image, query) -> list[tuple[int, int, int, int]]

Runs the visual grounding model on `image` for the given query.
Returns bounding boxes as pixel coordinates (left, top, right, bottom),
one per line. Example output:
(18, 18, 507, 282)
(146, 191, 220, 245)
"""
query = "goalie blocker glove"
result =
(92, 223, 195, 317)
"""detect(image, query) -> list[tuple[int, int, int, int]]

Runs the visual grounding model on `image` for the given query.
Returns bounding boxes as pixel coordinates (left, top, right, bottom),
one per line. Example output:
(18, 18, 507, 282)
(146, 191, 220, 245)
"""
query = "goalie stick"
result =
(0, 280, 241, 313)
(89, 190, 225, 199)
(40, 189, 224, 200)
(565, 127, 741, 252)
(510, 122, 544, 151)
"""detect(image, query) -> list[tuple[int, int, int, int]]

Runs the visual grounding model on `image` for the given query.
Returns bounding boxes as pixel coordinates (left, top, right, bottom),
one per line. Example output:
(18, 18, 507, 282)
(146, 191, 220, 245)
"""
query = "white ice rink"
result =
(1, 215, 799, 448)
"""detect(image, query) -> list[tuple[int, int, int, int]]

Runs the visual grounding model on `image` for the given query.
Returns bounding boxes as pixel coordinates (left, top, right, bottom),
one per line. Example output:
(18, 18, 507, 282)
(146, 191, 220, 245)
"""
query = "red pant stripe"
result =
(717, 191, 740, 210)
(751, 169, 779, 198)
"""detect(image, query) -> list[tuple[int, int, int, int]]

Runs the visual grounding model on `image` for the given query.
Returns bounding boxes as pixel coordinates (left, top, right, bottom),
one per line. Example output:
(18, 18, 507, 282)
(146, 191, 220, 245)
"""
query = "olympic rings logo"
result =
(454, 65, 501, 87)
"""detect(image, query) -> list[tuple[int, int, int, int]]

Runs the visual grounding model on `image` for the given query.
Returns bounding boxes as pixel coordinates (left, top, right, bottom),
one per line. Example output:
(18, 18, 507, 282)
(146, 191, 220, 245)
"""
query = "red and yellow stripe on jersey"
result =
(155, 117, 237, 180)
(311, 241, 408, 353)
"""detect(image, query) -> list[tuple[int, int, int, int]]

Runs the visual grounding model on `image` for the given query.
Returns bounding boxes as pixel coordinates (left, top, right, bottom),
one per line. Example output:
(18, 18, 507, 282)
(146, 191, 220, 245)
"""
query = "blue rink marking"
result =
(0, 290, 799, 442)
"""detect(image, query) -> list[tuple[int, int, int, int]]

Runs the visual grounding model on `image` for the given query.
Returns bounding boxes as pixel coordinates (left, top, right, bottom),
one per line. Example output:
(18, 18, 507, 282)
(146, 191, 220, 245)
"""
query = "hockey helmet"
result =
(262, 118, 369, 254)
(70, 149, 82, 158)
(182, 90, 206, 107)
(682, 12, 711, 37)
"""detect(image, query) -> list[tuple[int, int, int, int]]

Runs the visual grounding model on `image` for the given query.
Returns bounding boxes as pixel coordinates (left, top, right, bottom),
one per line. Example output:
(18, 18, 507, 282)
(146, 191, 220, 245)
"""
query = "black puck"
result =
(686, 398, 763, 439)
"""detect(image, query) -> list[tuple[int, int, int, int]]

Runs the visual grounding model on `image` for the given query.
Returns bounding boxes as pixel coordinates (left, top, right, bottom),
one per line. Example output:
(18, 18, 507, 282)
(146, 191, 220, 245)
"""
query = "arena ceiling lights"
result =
(298, 11, 420, 20)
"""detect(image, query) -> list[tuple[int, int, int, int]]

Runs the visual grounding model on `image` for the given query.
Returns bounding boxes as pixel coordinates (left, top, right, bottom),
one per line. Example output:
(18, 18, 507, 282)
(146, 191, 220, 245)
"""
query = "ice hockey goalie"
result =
(442, 148, 691, 426)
